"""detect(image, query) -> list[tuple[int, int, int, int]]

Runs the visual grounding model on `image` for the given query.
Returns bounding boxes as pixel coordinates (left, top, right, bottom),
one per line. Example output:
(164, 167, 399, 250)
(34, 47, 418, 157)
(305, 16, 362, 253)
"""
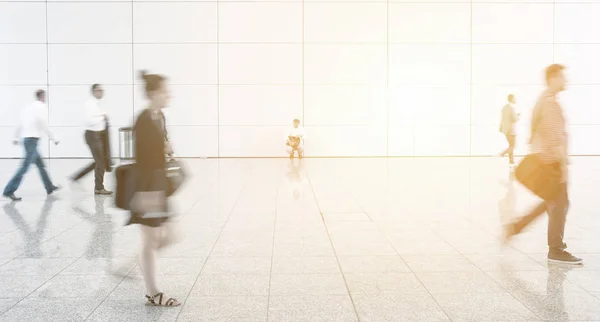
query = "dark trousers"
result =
(3, 138, 55, 195)
(513, 182, 569, 252)
(72, 130, 106, 190)
(501, 134, 516, 164)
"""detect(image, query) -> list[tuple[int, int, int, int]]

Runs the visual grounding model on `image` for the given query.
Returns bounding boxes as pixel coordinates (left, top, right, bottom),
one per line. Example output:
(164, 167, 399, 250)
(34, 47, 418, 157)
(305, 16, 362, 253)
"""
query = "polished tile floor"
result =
(1, 157, 600, 322)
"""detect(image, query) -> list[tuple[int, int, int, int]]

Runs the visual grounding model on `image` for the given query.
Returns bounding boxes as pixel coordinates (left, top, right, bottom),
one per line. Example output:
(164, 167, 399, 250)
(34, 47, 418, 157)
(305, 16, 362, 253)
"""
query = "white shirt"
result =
(84, 98, 106, 131)
(15, 100, 55, 141)
(286, 127, 305, 145)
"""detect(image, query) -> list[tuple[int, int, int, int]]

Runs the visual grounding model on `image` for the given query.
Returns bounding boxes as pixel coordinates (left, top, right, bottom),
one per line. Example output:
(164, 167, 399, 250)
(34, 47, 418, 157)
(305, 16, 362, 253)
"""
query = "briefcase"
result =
(115, 163, 137, 210)
(515, 154, 561, 201)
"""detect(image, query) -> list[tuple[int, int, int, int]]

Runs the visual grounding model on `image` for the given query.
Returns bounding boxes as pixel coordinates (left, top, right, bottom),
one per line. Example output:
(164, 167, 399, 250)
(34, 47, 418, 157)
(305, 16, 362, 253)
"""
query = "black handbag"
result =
(166, 158, 186, 196)
(515, 154, 561, 201)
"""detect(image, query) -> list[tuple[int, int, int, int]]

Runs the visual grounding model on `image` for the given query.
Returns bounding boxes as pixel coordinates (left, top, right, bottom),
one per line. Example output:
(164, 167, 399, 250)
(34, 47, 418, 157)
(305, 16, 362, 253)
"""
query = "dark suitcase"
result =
(515, 154, 561, 201)
(115, 163, 136, 210)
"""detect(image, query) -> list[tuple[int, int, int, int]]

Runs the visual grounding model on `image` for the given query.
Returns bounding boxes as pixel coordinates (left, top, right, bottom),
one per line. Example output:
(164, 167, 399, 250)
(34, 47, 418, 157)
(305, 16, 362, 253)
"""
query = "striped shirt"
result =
(530, 89, 567, 165)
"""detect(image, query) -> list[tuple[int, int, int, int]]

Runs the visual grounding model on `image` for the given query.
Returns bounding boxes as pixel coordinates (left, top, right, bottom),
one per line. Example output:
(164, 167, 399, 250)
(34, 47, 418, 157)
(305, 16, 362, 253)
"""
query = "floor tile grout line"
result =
(265, 160, 282, 322)
(409, 192, 541, 322)
(82, 264, 134, 321)
(0, 255, 84, 318)
(173, 160, 253, 321)
(441, 174, 551, 319)
(367, 212, 457, 321)
(0, 195, 107, 316)
(304, 169, 361, 322)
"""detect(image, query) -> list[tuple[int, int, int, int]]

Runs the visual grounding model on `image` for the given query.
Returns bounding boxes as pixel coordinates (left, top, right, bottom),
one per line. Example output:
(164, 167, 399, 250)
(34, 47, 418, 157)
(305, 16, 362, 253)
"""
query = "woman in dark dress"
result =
(129, 70, 179, 307)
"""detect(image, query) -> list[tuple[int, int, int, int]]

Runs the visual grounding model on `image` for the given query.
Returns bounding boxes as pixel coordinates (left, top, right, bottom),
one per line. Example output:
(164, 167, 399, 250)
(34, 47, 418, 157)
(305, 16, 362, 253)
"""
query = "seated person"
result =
(285, 118, 305, 158)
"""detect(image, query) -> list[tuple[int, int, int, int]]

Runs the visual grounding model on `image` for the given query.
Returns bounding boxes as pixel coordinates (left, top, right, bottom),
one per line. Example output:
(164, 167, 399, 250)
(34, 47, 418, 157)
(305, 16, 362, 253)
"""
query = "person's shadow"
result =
(286, 158, 304, 200)
(498, 177, 516, 225)
(71, 195, 117, 270)
(500, 260, 576, 321)
(71, 195, 135, 277)
(3, 196, 57, 258)
(72, 195, 114, 258)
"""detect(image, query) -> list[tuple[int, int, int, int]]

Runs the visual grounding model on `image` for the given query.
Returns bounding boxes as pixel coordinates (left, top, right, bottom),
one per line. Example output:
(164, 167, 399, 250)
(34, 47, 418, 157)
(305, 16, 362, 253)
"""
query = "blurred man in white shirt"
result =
(286, 118, 305, 158)
(3, 90, 60, 201)
(499, 94, 520, 166)
(70, 84, 113, 195)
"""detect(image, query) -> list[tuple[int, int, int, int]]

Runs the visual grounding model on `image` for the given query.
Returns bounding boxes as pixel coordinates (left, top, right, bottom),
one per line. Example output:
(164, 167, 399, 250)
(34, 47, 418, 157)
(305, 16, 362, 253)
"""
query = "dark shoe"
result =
(47, 186, 60, 195)
(3, 193, 22, 201)
(548, 250, 583, 265)
(94, 189, 113, 196)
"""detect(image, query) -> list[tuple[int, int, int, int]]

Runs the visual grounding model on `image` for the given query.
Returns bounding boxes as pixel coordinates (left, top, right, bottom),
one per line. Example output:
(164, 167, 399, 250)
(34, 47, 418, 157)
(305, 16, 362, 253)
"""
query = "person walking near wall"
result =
(127, 70, 180, 307)
(505, 64, 582, 265)
(499, 94, 519, 166)
(3, 90, 60, 201)
(70, 84, 113, 195)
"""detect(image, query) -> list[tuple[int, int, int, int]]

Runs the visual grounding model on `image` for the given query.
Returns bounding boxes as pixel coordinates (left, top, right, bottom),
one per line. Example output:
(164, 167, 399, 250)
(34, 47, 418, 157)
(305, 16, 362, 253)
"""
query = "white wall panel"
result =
(168, 126, 218, 158)
(387, 125, 414, 157)
(554, 45, 600, 85)
(304, 126, 386, 157)
(389, 45, 470, 86)
(472, 3, 553, 44)
(134, 85, 218, 126)
(4, 1, 600, 158)
(304, 3, 386, 43)
(389, 3, 470, 44)
(388, 88, 415, 126)
(219, 85, 301, 126)
(219, 44, 301, 85)
(471, 85, 544, 126)
(0, 3, 46, 43)
(134, 44, 217, 85)
(561, 86, 600, 125)
(413, 125, 470, 156)
(470, 125, 512, 156)
(48, 127, 89, 158)
(304, 85, 386, 126)
(219, 126, 288, 157)
(0, 45, 47, 85)
(134, 2, 217, 43)
(308, 0, 384, 2)
(473, 0, 555, 2)
(0, 128, 22, 158)
(388, 86, 470, 126)
(568, 125, 600, 155)
(0, 86, 41, 126)
(555, 0, 600, 3)
(48, 45, 132, 85)
(304, 44, 386, 85)
(47, 3, 131, 43)
(219, 2, 301, 43)
(132, 0, 212, 2)
(48, 85, 133, 127)
(472, 45, 553, 85)
(555, 4, 600, 43)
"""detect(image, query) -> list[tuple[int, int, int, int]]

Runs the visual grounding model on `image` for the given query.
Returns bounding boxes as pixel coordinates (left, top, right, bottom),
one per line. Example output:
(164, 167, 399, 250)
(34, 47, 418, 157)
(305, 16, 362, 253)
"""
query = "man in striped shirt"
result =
(506, 64, 582, 265)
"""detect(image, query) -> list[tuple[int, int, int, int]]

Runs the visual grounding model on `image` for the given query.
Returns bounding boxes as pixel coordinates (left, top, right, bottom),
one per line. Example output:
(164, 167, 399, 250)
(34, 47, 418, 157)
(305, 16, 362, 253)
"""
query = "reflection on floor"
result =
(1, 157, 600, 321)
